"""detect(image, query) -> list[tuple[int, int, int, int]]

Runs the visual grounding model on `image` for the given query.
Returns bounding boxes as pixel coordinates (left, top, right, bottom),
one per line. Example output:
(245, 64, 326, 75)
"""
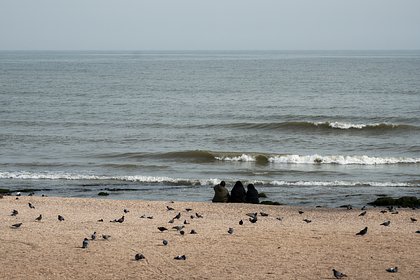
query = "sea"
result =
(1, 50, 419, 207)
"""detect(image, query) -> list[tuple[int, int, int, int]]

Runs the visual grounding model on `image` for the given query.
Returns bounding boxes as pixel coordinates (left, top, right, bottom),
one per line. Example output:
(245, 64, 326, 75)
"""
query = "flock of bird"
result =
(5, 195, 419, 279)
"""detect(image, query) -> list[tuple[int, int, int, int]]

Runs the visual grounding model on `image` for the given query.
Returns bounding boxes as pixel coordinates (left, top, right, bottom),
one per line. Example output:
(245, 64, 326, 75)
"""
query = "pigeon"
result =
(174, 212, 181, 220)
(102, 234, 111, 240)
(228, 228, 234, 234)
(135, 253, 145, 261)
(391, 211, 399, 215)
(380, 210, 387, 214)
(168, 218, 175, 224)
(174, 255, 186, 260)
(91, 231, 97, 240)
(147, 216, 154, 219)
(28, 203, 35, 209)
(303, 219, 312, 223)
(246, 213, 257, 218)
(380, 221, 391, 226)
(11, 223, 22, 228)
(190, 229, 197, 234)
(158, 227, 168, 232)
(172, 225, 185, 232)
(35, 214, 42, 221)
(346, 205, 353, 210)
(332, 268, 347, 279)
(386, 267, 398, 273)
(190, 215, 195, 219)
(117, 216, 125, 223)
(58, 215, 65, 221)
(239, 220, 243, 225)
(183, 220, 190, 225)
(276, 217, 283, 221)
(162, 239, 168, 246)
(11, 209, 18, 216)
(415, 230, 420, 234)
(123, 209, 129, 213)
(97, 219, 104, 222)
(298, 210, 304, 215)
(249, 216, 257, 223)
(166, 206, 174, 211)
(82, 238, 89, 249)
(179, 230, 185, 235)
(356, 227, 368, 236)
(410, 217, 417, 222)
(260, 212, 269, 217)
(359, 211, 367, 217)
(185, 208, 193, 212)
(361, 205, 367, 210)
(195, 213, 203, 218)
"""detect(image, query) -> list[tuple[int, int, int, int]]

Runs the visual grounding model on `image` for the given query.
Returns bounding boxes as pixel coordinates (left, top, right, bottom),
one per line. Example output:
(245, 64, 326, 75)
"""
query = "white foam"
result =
(314, 121, 396, 130)
(270, 180, 415, 187)
(215, 154, 256, 162)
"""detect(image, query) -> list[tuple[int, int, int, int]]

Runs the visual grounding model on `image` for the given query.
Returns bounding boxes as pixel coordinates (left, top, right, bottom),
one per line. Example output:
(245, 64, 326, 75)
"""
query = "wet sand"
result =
(1, 195, 419, 279)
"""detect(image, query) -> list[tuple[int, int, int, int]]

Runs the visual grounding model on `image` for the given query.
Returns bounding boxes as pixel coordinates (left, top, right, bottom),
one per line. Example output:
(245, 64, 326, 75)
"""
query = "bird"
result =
(183, 220, 190, 225)
(303, 219, 312, 223)
(179, 230, 185, 235)
(298, 210, 304, 215)
(28, 203, 35, 209)
(135, 253, 145, 260)
(359, 211, 367, 217)
(117, 216, 125, 223)
(415, 230, 420, 234)
(162, 239, 168, 246)
(380, 210, 387, 214)
(346, 205, 353, 210)
(249, 216, 257, 223)
(172, 225, 184, 231)
(123, 209, 129, 213)
(91, 232, 97, 240)
(35, 214, 42, 221)
(246, 212, 257, 218)
(166, 206, 174, 211)
(380, 221, 391, 226)
(386, 267, 398, 273)
(190, 215, 195, 219)
(185, 208, 193, 212)
(58, 215, 65, 221)
(356, 227, 368, 236)
(174, 255, 186, 260)
(276, 217, 283, 221)
(11, 223, 22, 228)
(332, 268, 347, 279)
(147, 216, 154, 219)
(239, 220, 243, 225)
(260, 212, 269, 217)
(361, 205, 367, 210)
(174, 212, 181, 220)
(82, 238, 89, 249)
(190, 229, 197, 234)
(97, 219, 104, 222)
(228, 228, 234, 234)
(410, 217, 417, 222)
(168, 218, 175, 224)
(102, 234, 111, 240)
(11, 209, 18, 216)
(195, 213, 203, 218)
(139, 215, 146, 219)
(158, 227, 168, 232)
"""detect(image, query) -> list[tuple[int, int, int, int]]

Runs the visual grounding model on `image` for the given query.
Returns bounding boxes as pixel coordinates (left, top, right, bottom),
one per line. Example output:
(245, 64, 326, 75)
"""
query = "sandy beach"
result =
(1, 195, 419, 280)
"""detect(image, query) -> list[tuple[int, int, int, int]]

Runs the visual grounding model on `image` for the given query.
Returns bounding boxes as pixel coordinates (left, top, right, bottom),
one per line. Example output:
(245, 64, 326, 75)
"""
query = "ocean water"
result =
(1, 50, 419, 207)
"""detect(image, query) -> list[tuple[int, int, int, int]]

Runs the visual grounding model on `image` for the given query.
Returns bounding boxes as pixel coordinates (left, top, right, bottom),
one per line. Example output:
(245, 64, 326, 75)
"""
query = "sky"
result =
(1, 0, 420, 50)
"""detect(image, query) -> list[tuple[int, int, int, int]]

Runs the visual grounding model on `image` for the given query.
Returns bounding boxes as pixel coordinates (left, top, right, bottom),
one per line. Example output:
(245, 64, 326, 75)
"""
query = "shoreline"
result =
(1, 195, 419, 279)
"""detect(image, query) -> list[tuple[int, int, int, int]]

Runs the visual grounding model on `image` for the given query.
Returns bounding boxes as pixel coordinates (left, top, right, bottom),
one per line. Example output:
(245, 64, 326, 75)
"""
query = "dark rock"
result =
(258, 192, 268, 198)
(368, 196, 419, 208)
(260, 200, 282, 205)
(98, 192, 109, 196)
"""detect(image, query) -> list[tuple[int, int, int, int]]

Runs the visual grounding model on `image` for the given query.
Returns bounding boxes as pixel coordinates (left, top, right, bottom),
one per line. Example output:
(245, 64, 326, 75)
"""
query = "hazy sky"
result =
(1, 0, 419, 50)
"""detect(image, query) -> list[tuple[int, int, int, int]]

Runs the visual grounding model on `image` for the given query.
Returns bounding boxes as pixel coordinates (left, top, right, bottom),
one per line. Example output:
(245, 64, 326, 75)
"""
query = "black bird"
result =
(35, 214, 42, 221)
(356, 227, 368, 236)
(139, 215, 146, 219)
(332, 268, 347, 279)
(11, 223, 22, 228)
(91, 231, 97, 240)
(276, 217, 283, 221)
(410, 217, 417, 222)
(174, 212, 181, 220)
(147, 216, 154, 219)
(28, 203, 35, 209)
(102, 234, 111, 240)
(163, 239, 168, 246)
(386, 267, 398, 273)
(190, 229, 197, 234)
(82, 238, 89, 249)
(135, 253, 145, 260)
(346, 205, 353, 210)
(190, 215, 195, 219)
(97, 219, 104, 222)
(117, 215, 125, 223)
(174, 255, 186, 260)
(380, 210, 387, 214)
(195, 213, 203, 218)
(298, 210, 304, 215)
(123, 209, 129, 213)
(380, 220, 391, 226)
(168, 218, 175, 224)
(415, 230, 420, 234)
(185, 208, 193, 212)
(183, 220, 190, 225)
(179, 230, 185, 235)
(359, 211, 366, 217)
(228, 228, 234, 234)
(260, 212, 269, 217)
(11, 209, 18, 216)
(361, 205, 367, 210)
(303, 219, 312, 223)
(249, 216, 257, 223)
(58, 215, 65, 221)
(158, 227, 168, 232)
(166, 206, 175, 211)
(239, 220, 243, 225)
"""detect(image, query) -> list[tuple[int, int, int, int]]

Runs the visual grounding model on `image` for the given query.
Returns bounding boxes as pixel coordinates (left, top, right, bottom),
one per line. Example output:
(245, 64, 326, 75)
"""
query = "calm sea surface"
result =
(1, 50, 419, 207)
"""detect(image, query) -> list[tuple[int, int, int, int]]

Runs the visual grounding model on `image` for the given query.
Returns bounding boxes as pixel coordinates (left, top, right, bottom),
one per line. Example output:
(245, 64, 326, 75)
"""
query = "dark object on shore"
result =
(163, 239, 168, 246)
(228, 228, 234, 234)
(190, 229, 197, 234)
(380, 221, 391, 226)
(0, 188, 11, 194)
(28, 203, 35, 209)
(35, 214, 42, 221)
(230, 181, 246, 203)
(111, 215, 125, 223)
(356, 227, 368, 236)
(260, 200, 281, 205)
(166, 206, 174, 211)
(195, 213, 203, 218)
(97, 219, 104, 222)
(212, 181, 230, 203)
(11, 223, 22, 228)
(58, 215, 65, 221)
(174, 212, 181, 220)
(298, 211, 304, 215)
(102, 234, 111, 240)
(260, 212, 269, 217)
(410, 217, 417, 222)
(158, 227, 168, 232)
(11, 209, 18, 216)
(91, 232, 96, 240)
(386, 267, 398, 273)
(245, 184, 259, 204)
(332, 268, 347, 279)
(123, 209, 129, 213)
(82, 238, 89, 249)
(359, 211, 366, 217)
(415, 230, 420, 234)
(135, 253, 145, 261)
(368, 196, 420, 208)
(303, 219, 312, 223)
(98, 192, 109, 196)
(239, 220, 243, 225)
(249, 216, 257, 223)
(258, 192, 267, 198)
(174, 255, 186, 260)
(179, 230, 185, 235)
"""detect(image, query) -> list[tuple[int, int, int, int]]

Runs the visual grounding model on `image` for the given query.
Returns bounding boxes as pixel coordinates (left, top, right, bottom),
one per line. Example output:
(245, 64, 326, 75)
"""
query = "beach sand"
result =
(1, 195, 419, 279)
